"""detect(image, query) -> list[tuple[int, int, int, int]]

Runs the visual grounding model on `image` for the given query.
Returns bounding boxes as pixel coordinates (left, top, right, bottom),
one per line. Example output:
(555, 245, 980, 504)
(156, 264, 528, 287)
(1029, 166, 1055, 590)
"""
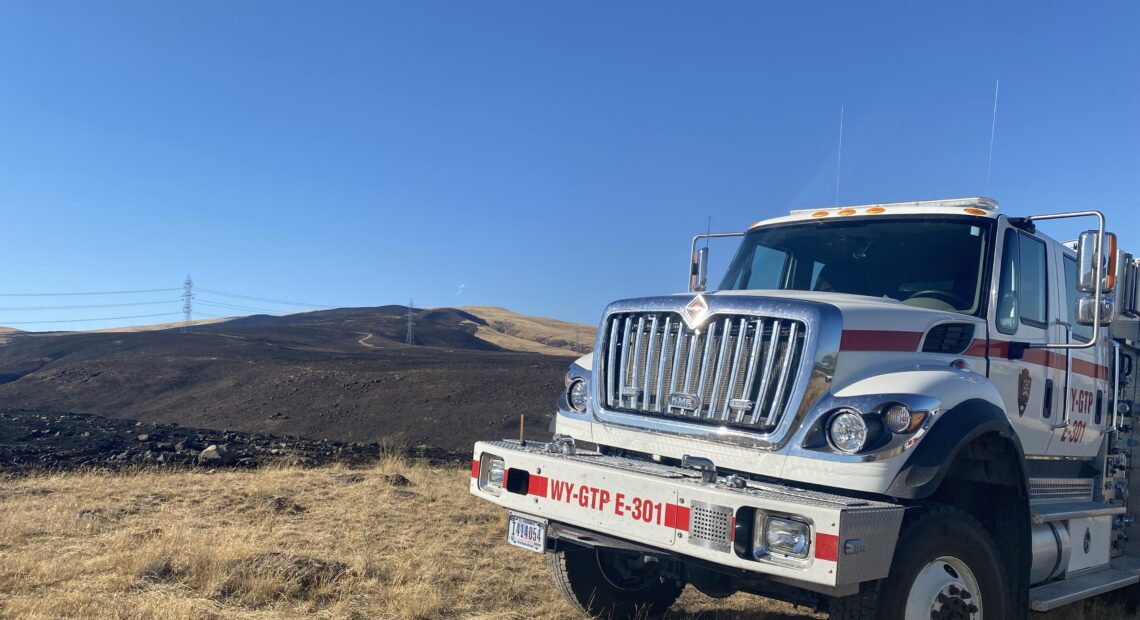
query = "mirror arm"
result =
(688, 232, 746, 292)
(1026, 210, 1106, 350)
(1007, 217, 1037, 233)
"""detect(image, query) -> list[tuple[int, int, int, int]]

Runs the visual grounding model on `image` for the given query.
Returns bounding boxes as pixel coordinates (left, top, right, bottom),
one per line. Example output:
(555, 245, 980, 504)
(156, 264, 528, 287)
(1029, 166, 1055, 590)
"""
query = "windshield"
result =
(719, 217, 991, 315)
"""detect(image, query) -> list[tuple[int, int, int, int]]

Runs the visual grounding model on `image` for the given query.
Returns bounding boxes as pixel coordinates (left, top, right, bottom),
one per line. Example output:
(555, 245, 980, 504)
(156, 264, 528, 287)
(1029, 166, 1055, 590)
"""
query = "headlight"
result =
(754, 514, 810, 559)
(567, 378, 588, 412)
(884, 404, 912, 433)
(828, 409, 868, 453)
(487, 457, 505, 487)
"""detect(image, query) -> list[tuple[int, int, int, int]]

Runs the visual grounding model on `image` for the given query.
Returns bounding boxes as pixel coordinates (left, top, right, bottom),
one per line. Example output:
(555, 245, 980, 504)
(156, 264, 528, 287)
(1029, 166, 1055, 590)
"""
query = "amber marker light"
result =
(1107, 234, 1118, 290)
(811, 211, 829, 218)
(866, 207, 885, 214)
(963, 208, 987, 215)
(837, 209, 856, 216)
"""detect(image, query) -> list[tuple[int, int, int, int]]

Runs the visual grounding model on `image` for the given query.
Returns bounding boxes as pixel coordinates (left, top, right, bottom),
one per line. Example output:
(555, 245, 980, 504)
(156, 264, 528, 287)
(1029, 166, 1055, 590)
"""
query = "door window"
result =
(1019, 235, 1049, 328)
(996, 229, 1019, 334)
(995, 229, 1049, 334)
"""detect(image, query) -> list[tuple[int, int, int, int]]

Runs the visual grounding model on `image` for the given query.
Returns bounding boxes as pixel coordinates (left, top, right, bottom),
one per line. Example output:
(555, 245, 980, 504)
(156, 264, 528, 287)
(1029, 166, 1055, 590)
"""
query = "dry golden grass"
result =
(0, 459, 1130, 619)
(458, 306, 595, 356)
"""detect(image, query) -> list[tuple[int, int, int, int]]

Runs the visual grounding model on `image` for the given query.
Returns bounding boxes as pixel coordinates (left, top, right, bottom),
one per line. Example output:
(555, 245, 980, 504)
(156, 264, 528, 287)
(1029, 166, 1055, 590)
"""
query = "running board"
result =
(1030, 501, 1126, 524)
(1030, 555, 1140, 612)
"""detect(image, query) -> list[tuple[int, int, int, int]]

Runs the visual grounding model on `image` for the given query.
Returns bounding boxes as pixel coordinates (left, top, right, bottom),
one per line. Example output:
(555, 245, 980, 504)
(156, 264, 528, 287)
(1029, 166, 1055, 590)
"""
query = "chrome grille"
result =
(602, 312, 807, 430)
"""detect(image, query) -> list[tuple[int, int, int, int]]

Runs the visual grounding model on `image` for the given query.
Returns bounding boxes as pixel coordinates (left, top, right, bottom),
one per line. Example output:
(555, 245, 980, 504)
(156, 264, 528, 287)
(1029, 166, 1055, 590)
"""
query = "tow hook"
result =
(548, 434, 576, 456)
(682, 455, 718, 484)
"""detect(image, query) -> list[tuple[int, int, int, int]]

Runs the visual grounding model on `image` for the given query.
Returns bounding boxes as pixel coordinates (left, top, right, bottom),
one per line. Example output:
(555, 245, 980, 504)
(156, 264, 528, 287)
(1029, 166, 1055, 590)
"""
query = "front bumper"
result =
(471, 440, 903, 589)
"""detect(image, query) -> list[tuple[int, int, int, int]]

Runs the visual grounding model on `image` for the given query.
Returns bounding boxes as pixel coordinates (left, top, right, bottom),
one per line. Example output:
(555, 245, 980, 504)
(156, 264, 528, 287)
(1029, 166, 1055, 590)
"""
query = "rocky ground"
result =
(0, 408, 463, 473)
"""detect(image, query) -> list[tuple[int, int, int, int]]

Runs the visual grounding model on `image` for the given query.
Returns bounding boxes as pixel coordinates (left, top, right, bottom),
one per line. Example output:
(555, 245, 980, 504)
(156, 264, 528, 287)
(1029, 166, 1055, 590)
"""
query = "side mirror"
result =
(689, 247, 709, 292)
(1076, 230, 1117, 293)
(1075, 296, 1114, 326)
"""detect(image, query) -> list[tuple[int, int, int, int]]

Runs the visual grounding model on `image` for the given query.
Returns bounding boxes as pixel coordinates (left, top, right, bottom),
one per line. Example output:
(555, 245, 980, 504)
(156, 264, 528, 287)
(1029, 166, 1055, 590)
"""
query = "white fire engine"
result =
(471, 198, 1140, 619)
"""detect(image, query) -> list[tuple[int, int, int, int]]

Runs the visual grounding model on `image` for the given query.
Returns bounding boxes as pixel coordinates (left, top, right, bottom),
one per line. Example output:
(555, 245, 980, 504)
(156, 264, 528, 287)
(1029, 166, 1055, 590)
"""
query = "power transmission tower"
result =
(405, 298, 416, 345)
(181, 275, 193, 333)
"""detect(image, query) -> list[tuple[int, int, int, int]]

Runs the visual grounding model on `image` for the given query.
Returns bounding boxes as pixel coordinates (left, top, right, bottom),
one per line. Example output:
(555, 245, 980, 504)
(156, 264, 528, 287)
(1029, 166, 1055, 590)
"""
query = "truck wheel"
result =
(548, 544, 683, 619)
(830, 506, 1008, 620)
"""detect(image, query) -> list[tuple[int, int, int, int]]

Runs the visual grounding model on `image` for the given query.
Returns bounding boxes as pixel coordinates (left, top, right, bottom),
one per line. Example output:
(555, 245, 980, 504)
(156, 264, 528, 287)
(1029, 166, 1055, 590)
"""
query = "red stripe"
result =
(964, 338, 988, 358)
(664, 503, 691, 531)
(815, 533, 839, 562)
(1073, 358, 1110, 380)
(528, 474, 548, 498)
(846, 334, 1109, 381)
(840, 330, 923, 352)
(989, 340, 1109, 380)
(471, 459, 480, 478)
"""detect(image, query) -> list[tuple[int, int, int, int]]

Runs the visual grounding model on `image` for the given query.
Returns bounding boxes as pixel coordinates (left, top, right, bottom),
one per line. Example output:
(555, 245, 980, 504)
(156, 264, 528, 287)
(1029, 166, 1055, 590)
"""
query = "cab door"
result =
(988, 222, 1064, 457)
(1046, 250, 1109, 457)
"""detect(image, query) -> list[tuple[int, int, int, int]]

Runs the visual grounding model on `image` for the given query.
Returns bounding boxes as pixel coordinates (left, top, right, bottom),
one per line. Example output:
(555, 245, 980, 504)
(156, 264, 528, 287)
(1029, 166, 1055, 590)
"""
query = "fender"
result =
(570, 353, 593, 375)
(885, 398, 1028, 499)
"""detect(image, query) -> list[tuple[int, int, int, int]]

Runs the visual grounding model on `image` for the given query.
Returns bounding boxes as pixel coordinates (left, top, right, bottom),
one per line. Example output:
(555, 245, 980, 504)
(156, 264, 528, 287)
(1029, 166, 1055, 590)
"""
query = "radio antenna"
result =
(705, 216, 711, 250)
(984, 79, 1000, 195)
(834, 105, 845, 207)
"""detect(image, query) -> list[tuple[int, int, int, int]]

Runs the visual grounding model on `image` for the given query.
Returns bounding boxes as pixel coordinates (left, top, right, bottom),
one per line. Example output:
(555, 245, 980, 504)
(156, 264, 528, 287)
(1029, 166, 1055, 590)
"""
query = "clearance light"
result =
(964, 208, 988, 215)
(1107, 234, 1118, 290)
(812, 211, 829, 218)
(866, 207, 886, 214)
(838, 209, 857, 216)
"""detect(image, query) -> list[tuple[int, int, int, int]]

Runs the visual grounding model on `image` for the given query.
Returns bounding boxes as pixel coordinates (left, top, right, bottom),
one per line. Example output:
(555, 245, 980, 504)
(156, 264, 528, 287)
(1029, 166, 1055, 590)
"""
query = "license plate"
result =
(506, 513, 546, 553)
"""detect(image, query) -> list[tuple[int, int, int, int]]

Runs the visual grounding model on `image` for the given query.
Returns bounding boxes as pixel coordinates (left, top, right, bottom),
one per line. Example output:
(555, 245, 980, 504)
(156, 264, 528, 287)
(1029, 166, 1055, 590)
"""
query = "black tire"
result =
(548, 544, 684, 619)
(830, 506, 1010, 619)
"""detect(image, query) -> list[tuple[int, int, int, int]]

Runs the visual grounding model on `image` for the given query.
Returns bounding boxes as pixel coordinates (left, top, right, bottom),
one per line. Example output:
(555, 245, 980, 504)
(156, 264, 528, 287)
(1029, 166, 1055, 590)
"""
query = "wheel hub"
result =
(905, 556, 983, 620)
(931, 583, 980, 619)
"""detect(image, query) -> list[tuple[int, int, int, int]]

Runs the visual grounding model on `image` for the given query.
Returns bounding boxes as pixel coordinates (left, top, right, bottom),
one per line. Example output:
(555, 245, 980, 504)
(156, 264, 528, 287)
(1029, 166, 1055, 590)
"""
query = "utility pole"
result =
(405, 298, 416, 345)
(181, 275, 193, 333)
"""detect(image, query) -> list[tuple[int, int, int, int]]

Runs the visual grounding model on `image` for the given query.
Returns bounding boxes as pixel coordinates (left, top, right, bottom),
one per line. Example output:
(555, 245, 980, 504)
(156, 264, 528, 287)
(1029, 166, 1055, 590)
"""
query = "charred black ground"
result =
(0, 306, 577, 462)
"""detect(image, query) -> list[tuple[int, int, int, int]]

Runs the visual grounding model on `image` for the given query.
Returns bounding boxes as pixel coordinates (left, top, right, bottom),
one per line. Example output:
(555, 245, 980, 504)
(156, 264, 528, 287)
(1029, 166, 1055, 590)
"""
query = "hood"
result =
(704, 289, 983, 334)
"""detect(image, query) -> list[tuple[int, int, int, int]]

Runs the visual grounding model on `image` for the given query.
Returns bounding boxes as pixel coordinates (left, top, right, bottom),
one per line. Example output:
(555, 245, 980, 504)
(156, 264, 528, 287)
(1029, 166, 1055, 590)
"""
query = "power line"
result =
(0, 299, 179, 311)
(196, 288, 328, 308)
(0, 288, 181, 297)
(196, 300, 283, 314)
(1, 312, 182, 325)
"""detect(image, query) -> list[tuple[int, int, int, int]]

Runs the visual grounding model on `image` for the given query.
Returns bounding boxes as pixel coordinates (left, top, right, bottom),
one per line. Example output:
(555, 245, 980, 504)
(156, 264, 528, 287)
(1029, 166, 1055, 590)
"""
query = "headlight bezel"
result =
(567, 378, 589, 413)
(800, 394, 941, 460)
(477, 454, 506, 494)
(752, 512, 813, 563)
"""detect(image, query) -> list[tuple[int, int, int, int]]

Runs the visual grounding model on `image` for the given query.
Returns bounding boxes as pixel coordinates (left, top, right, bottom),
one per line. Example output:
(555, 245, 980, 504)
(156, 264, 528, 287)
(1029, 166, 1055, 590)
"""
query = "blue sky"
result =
(0, 2, 1137, 330)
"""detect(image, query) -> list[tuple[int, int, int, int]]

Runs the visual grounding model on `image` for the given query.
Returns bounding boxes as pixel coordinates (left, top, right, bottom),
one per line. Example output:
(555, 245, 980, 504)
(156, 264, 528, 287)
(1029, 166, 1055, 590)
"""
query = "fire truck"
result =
(470, 198, 1140, 619)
